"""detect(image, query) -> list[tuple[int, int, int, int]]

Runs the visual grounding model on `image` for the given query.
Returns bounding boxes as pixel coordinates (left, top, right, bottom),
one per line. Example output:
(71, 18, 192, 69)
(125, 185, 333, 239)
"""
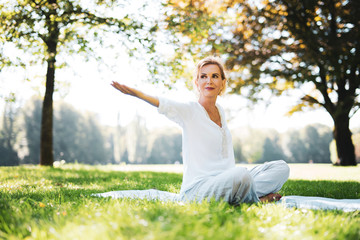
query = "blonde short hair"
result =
(194, 56, 227, 95)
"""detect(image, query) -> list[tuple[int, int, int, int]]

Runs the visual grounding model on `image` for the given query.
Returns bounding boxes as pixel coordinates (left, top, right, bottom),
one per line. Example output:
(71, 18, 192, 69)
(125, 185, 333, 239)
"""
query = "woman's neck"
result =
(198, 96, 222, 127)
(198, 96, 217, 110)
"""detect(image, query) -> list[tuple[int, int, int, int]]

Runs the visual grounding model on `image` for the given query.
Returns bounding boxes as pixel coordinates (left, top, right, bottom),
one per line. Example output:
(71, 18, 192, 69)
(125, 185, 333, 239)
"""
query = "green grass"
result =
(0, 165, 359, 240)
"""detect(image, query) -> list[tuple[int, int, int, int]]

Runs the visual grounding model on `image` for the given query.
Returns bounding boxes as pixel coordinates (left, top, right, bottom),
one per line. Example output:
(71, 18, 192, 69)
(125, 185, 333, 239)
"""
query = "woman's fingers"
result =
(120, 85, 136, 96)
(111, 81, 137, 96)
(111, 81, 127, 93)
(110, 81, 158, 107)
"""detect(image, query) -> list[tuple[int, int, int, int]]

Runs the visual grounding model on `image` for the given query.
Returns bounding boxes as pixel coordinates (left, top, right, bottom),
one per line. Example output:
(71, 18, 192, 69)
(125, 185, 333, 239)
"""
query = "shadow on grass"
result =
(2, 167, 183, 198)
(47, 168, 183, 193)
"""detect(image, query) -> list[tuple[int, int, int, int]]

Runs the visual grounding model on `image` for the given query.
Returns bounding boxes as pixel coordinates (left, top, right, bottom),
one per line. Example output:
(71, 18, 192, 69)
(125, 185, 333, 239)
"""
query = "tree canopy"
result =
(0, 0, 158, 166)
(164, 0, 360, 165)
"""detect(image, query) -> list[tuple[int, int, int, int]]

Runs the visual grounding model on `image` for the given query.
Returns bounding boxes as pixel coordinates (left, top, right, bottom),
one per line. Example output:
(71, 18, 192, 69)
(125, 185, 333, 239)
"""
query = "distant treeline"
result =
(1, 97, 359, 166)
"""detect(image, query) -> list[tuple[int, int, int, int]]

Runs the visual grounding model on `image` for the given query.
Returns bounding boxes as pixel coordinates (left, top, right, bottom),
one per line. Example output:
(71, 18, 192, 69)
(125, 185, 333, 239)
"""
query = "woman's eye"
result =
(213, 74, 219, 78)
(201, 75, 207, 79)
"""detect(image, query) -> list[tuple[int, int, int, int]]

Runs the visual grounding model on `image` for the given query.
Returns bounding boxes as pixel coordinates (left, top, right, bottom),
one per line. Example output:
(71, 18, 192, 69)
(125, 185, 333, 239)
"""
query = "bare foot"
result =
(259, 193, 282, 203)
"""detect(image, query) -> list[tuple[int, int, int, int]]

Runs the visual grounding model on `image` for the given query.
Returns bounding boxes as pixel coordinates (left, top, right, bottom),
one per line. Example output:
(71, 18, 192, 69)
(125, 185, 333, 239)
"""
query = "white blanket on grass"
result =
(93, 189, 180, 202)
(92, 190, 360, 212)
(280, 195, 360, 212)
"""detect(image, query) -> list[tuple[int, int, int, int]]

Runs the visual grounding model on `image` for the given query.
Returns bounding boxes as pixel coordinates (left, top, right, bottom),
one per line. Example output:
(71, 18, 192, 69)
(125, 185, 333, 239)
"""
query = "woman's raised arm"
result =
(111, 81, 159, 108)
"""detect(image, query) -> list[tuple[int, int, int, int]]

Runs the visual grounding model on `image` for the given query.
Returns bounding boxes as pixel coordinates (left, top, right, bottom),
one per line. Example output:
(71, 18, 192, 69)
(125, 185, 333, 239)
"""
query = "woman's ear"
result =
(219, 78, 226, 95)
(195, 78, 199, 90)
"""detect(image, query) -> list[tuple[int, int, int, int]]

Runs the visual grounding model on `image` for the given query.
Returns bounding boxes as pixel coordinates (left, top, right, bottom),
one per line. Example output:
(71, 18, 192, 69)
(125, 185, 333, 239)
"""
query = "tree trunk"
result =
(40, 57, 55, 166)
(40, 0, 59, 166)
(333, 114, 357, 166)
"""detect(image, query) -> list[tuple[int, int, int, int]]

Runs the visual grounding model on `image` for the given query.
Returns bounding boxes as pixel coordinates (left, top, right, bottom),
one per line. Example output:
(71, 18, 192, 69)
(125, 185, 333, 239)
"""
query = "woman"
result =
(111, 56, 289, 205)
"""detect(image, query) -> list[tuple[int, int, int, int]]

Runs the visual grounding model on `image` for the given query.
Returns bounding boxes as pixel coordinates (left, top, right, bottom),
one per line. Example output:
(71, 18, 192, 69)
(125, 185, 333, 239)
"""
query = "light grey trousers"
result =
(180, 160, 290, 205)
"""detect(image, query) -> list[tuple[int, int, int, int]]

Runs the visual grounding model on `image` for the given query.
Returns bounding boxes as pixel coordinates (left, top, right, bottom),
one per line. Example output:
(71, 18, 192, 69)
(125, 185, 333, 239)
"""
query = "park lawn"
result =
(0, 165, 359, 240)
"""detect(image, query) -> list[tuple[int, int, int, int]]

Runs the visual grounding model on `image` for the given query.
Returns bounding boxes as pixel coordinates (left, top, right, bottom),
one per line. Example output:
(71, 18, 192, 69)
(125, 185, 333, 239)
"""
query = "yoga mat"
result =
(93, 190, 360, 212)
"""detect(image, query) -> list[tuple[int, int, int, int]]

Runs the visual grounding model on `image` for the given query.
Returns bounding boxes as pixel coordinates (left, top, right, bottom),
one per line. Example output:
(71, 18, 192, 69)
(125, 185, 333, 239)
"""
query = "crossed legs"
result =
(249, 160, 290, 202)
(181, 160, 290, 204)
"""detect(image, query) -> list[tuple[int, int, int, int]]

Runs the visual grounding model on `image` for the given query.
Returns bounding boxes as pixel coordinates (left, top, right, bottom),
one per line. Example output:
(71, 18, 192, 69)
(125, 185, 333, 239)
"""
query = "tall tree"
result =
(164, 0, 360, 165)
(0, 0, 157, 166)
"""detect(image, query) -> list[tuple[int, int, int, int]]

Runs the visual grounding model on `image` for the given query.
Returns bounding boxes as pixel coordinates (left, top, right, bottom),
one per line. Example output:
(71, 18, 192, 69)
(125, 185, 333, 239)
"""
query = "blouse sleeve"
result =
(157, 97, 193, 127)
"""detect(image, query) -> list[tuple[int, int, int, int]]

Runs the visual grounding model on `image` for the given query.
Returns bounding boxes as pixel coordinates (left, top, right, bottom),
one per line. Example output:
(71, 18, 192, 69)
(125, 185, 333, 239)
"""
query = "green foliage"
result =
(164, 0, 360, 113)
(0, 165, 360, 239)
(2, 93, 16, 103)
(0, 0, 160, 166)
(0, 0, 157, 68)
(163, 0, 360, 165)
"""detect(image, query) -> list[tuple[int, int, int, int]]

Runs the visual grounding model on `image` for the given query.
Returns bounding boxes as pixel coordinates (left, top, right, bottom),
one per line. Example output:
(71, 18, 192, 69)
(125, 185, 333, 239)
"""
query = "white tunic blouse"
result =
(158, 97, 235, 193)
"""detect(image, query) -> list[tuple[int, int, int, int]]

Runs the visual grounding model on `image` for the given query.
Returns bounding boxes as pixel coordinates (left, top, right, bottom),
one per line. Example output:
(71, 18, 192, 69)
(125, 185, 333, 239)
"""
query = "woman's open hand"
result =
(111, 81, 139, 97)
(110, 81, 159, 107)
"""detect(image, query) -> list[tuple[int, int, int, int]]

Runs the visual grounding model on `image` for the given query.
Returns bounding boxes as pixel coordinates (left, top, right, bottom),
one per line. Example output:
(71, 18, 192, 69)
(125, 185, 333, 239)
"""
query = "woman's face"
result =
(196, 64, 225, 99)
